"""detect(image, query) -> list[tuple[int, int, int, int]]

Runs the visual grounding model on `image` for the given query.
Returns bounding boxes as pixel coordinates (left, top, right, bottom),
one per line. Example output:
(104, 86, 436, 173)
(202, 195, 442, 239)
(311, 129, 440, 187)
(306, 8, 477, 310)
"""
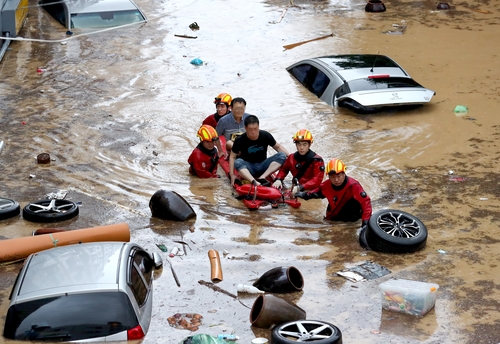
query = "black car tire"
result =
(271, 320, 342, 344)
(23, 199, 79, 223)
(366, 209, 427, 253)
(0, 198, 21, 220)
(358, 226, 371, 250)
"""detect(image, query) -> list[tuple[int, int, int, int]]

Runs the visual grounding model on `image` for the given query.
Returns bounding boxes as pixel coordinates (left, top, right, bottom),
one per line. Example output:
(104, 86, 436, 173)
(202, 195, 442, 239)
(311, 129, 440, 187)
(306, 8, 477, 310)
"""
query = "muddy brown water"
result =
(1, 0, 500, 343)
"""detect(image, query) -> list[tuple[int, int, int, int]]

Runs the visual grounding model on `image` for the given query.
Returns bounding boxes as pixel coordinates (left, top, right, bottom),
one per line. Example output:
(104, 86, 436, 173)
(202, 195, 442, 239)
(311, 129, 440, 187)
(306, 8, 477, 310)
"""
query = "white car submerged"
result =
(287, 54, 436, 113)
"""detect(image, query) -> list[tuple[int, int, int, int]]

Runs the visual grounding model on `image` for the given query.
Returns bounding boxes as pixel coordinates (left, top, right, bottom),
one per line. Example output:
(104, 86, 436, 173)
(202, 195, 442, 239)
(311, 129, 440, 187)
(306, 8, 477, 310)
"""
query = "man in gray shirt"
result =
(216, 97, 251, 151)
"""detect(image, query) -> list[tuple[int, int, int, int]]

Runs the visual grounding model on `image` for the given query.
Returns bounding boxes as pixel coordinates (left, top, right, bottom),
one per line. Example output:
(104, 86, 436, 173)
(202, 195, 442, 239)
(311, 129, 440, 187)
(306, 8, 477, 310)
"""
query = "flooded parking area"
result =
(1, 0, 500, 343)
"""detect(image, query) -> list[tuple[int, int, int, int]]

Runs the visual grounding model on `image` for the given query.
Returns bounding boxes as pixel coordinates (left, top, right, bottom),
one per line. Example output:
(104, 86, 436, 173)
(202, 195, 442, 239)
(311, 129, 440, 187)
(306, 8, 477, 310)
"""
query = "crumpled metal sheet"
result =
(336, 260, 391, 282)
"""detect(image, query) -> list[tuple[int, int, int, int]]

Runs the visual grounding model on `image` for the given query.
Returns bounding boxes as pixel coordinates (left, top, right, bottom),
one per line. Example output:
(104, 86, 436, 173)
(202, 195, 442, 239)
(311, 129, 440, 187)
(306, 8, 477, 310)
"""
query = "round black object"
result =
(271, 320, 342, 344)
(149, 190, 196, 221)
(0, 198, 21, 220)
(365, 0, 386, 12)
(366, 209, 427, 253)
(23, 199, 79, 223)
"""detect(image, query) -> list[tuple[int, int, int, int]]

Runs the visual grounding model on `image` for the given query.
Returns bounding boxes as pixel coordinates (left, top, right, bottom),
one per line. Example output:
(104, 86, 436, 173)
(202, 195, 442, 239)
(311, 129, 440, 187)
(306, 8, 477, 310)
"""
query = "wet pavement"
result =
(1, 0, 500, 343)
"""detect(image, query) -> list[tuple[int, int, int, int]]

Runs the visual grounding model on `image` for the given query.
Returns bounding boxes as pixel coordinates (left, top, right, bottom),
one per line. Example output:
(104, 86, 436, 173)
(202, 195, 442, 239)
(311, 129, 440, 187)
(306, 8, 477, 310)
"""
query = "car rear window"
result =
(335, 77, 423, 97)
(288, 64, 330, 98)
(4, 292, 138, 341)
(39, 0, 146, 29)
(71, 10, 146, 28)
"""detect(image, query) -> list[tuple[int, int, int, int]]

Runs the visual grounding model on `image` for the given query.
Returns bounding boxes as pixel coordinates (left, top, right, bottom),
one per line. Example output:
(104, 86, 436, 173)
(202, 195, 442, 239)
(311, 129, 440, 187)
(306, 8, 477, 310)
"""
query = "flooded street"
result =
(1, 0, 500, 343)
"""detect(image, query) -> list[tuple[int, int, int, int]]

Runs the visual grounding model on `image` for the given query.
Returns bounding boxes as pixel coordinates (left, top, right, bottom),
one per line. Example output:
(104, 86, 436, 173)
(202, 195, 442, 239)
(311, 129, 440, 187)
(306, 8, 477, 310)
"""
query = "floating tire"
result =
(149, 190, 196, 221)
(365, 209, 427, 254)
(0, 198, 21, 220)
(23, 199, 79, 223)
(271, 320, 342, 344)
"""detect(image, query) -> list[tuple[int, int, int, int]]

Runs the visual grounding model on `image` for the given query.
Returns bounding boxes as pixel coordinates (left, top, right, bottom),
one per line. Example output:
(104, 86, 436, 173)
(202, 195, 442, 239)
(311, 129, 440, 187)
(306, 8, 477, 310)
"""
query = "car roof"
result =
(16, 242, 129, 301)
(308, 54, 410, 80)
(67, 0, 141, 14)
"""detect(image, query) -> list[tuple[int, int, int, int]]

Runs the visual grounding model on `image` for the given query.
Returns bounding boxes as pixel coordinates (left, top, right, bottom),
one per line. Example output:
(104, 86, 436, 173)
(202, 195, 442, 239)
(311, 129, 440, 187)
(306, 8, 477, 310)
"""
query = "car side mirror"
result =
(152, 252, 163, 269)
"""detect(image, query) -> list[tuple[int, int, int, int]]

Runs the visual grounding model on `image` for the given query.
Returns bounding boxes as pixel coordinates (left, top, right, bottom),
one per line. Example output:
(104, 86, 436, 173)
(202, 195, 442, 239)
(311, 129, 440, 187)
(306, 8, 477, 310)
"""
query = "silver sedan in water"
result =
(3, 242, 162, 342)
(287, 54, 435, 113)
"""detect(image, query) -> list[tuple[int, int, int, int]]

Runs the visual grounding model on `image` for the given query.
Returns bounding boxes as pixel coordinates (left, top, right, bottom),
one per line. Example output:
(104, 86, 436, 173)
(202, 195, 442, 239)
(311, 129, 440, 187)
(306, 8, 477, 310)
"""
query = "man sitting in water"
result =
(216, 97, 251, 152)
(296, 158, 372, 224)
(272, 129, 325, 197)
(228, 115, 289, 186)
(188, 125, 227, 178)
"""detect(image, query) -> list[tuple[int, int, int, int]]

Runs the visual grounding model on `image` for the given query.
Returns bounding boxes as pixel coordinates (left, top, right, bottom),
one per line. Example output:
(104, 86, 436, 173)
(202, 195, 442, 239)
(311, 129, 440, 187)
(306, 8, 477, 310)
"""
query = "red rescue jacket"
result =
(310, 176, 372, 222)
(188, 143, 220, 178)
(202, 113, 218, 128)
(275, 151, 324, 190)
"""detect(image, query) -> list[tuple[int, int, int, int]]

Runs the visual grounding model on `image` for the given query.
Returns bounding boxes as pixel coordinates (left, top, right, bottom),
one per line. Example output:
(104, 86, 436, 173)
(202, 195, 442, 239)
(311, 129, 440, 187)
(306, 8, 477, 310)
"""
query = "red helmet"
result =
(325, 159, 346, 175)
(293, 129, 313, 143)
(197, 125, 219, 142)
(214, 93, 232, 106)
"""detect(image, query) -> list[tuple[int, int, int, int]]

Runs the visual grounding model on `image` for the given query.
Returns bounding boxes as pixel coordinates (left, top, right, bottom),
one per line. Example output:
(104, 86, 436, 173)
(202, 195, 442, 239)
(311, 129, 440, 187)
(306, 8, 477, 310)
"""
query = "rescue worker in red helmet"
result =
(202, 93, 232, 128)
(203, 93, 232, 159)
(272, 129, 325, 196)
(188, 125, 228, 178)
(295, 159, 372, 224)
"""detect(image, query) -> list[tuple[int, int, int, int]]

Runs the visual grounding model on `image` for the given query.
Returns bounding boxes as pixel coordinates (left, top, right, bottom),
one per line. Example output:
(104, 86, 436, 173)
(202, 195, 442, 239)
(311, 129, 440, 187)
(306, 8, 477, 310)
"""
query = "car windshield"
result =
(336, 77, 424, 97)
(4, 292, 138, 341)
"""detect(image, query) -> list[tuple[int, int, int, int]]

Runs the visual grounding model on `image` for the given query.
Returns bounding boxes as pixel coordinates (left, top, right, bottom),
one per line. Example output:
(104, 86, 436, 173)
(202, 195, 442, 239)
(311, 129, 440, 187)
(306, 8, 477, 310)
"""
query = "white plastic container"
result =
(379, 279, 439, 316)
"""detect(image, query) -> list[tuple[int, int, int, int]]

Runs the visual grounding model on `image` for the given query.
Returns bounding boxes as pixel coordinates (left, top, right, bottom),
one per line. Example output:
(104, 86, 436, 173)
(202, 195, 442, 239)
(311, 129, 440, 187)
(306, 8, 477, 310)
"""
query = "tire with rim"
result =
(366, 209, 427, 253)
(0, 198, 21, 220)
(271, 320, 342, 344)
(358, 226, 371, 250)
(23, 199, 79, 223)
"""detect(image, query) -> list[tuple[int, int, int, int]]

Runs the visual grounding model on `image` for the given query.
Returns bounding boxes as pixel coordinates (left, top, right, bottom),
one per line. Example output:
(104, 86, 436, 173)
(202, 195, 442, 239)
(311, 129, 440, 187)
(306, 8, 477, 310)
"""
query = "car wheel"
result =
(271, 320, 342, 344)
(23, 199, 79, 223)
(365, 209, 427, 253)
(358, 226, 371, 250)
(0, 198, 20, 220)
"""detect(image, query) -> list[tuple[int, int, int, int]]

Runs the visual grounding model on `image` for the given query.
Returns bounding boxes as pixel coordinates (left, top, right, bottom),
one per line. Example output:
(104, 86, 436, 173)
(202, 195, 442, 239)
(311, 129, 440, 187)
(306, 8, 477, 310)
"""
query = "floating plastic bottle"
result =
(237, 284, 265, 294)
(169, 247, 179, 257)
(217, 334, 239, 341)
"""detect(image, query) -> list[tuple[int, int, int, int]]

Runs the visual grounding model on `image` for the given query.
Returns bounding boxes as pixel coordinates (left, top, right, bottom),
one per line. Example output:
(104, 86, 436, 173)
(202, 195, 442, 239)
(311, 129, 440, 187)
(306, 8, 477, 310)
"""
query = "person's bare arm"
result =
(273, 143, 290, 156)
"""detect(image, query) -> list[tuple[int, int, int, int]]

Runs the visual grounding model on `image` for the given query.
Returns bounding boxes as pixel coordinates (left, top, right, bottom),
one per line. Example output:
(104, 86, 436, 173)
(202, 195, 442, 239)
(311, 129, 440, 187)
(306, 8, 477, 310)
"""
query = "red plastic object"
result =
(284, 199, 301, 208)
(234, 184, 282, 200)
(243, 198, 266, 210)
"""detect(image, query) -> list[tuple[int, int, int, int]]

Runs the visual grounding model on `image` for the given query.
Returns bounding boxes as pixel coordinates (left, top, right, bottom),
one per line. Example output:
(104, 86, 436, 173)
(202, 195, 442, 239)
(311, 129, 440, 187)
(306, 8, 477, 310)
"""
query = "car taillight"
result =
(368, 74, 390, 79)
(127, 325, 145, 340)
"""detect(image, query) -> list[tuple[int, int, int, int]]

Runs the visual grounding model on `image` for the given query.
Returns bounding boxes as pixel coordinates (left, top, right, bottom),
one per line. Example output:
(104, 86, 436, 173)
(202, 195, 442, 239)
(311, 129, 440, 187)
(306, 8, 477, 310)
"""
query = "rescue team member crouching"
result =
(229, 115, 289, 186)
(272, 129, 325, 196)
(188, 125, 228, 178)
(296, 159, 372, 224)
